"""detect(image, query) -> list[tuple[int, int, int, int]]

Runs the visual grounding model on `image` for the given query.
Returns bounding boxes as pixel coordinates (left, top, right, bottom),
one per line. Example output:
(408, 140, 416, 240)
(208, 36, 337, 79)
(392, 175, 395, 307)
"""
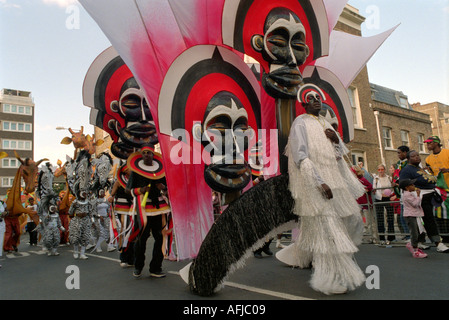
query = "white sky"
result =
(1, 0, 448, 164)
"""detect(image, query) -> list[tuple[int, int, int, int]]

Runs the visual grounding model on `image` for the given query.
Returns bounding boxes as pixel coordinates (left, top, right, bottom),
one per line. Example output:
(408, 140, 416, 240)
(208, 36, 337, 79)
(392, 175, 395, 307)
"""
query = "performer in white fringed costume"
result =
(277, 91, 366, 295)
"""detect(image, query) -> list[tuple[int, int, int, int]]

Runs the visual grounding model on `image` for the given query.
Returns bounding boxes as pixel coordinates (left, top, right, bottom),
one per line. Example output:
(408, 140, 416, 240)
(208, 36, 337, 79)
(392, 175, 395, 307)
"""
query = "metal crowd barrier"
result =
(363, 187, 449, 246)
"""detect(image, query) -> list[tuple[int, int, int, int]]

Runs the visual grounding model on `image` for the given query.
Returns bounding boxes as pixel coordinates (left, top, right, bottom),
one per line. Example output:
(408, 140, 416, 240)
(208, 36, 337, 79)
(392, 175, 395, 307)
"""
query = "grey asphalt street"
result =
(1, 235, 448, 302)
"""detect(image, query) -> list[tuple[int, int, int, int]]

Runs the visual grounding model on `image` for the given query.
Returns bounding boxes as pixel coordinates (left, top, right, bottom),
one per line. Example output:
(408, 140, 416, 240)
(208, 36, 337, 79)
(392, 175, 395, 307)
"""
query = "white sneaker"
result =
(96, 248, 103, 253)
(73, 253, 79, 259)
(86, 244, 95, 250)
(436, 242, 449, 253)
(107, 246, 116, 252)
(79, 254, 88, 260)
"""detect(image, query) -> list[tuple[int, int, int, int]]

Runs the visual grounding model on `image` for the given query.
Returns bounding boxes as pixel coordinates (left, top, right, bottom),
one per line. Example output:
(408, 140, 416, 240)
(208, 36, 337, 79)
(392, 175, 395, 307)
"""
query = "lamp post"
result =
(374, 111, 385, 166)
(56, 126, 82, 132)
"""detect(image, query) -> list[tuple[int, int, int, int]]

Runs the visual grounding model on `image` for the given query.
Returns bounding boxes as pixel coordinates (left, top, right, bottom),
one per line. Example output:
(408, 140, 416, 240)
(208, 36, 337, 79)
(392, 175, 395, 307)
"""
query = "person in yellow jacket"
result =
(425, 135, 449, 186)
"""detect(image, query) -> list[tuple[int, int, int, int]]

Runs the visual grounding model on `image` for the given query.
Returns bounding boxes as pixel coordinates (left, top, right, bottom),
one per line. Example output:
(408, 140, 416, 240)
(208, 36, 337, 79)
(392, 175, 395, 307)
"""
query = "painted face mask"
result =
(254, 8, 309, 99)
(194, 92, 253, 193)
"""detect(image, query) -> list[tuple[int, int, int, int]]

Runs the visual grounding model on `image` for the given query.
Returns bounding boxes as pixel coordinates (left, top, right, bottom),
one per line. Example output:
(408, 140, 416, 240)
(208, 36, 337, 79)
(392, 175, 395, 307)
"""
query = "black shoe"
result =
(150, 271, 166, 278)
(133, 269, 142, 278)
(254, 252, 263, 259)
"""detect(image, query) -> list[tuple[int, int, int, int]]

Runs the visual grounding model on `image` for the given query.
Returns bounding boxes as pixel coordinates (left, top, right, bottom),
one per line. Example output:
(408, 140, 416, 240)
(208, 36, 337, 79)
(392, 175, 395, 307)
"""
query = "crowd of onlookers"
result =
(353, 138, 449, 258)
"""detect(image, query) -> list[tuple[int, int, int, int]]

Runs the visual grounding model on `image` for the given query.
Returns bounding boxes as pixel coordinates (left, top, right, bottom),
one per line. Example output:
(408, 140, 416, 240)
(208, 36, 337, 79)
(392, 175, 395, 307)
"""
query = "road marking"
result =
(30, 250, 48, 255)
(5, 252, 30, 258)
(70, 251, 315, 300)
(167, 270, 314, 300)
(83, 252, 121, 262)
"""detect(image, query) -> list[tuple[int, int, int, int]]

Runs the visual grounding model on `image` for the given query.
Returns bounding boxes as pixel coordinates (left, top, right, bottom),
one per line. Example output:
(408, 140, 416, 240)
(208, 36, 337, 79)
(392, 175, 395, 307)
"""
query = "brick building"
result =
(369, 84, 432, 169)
(334, 5, 382, 173)
(0, 88, 35, 199)
(337, 5, 432, 174)
(412, 102, 449, 148)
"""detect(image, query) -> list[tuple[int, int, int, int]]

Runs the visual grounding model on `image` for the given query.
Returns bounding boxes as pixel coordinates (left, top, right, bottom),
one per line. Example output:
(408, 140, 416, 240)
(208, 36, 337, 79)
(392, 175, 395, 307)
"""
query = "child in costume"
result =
(68, 191, 92, 260)
(42, 202, 66, 256)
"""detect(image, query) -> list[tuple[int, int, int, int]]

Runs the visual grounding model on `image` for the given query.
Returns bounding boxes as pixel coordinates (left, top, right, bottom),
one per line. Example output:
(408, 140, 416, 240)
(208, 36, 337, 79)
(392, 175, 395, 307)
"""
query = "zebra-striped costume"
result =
(68, 199, 92, 259)
(42, 212, 65, 255)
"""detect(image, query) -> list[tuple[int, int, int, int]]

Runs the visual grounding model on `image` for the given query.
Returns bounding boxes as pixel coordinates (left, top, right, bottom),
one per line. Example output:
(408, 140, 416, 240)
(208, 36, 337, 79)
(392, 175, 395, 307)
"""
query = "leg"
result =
(59, 214, 69, 244)
(3, 218, 14, 252)
(148, 215, 165, 275)
(374, 201, 386, 241)
(5, 217, 20, 251)
(421, 194, 441, 243)
(134, 222, 152, 272)
(386, 205, 396, 241)
(406, 217, 419, 248)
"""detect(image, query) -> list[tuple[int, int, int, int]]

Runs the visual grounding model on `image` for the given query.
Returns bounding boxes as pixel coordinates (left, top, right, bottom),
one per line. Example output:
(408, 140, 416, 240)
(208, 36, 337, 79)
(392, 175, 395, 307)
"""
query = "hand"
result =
(321, 183, 333, 199)
(424, 166, 434, 174)
(324, 129, 339, 144)
(415, 188, 421, 196)
(156, 183, 166, 191)
(140, 186, 150, 194)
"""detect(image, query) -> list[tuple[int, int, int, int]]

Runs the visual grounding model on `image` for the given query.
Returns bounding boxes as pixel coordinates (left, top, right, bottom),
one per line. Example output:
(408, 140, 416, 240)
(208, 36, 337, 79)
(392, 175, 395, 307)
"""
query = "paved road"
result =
(1, 237, 448, 302)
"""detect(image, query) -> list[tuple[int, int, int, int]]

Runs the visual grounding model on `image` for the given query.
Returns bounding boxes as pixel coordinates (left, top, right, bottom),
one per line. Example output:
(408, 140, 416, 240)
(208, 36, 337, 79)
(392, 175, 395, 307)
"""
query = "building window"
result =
(347, 86, 363, 128)
(1, 177, 15, 188)
(1, 158, 19, 168)
(417, 134, 425, 153)
(2, 121, 32, 133)
(398, 97, 409, 109)
(2, 139, 32, 150)
(382, 127, 393, 149)
(2, 104, 33, 116)
(351, 150, 366, 167)
(400, 130, 410, 146)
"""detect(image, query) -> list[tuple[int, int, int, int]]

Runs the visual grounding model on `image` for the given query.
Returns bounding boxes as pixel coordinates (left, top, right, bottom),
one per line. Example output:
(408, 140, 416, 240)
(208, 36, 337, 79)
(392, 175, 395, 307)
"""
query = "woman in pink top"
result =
(399, 179, 427, 258)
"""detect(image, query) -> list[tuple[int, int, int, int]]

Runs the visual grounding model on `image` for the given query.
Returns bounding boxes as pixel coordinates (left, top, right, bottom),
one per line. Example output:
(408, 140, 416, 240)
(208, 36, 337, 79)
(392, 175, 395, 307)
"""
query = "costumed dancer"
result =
(68, 190, 92, 260)
(57, 190, 73, 246)
(86, 190, 99, 251)
(107, 201, 121, 253)
(109, 164, 133, 267)
(41, 193, 66, 256)
(67, 150, 93, 260)
(25, 198, 38, 246)
(126, 144, 171, 278)
(54, 160, 74, 246)
(279, 91, 366, 295)
(3, 189, 21, 254)
(90, 189, 112, 252)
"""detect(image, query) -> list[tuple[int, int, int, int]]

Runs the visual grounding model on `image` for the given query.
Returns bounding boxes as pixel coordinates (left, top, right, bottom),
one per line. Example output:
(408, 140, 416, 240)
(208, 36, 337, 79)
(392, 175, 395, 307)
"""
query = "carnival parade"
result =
(1, 0, 449, 304)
